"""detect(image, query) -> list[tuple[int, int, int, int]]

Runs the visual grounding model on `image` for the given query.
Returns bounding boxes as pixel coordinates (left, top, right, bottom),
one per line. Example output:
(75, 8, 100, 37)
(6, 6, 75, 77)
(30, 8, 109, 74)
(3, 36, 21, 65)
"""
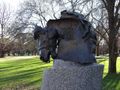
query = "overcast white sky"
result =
(0, 0, 26, 33)
(0, 0, 24, 11)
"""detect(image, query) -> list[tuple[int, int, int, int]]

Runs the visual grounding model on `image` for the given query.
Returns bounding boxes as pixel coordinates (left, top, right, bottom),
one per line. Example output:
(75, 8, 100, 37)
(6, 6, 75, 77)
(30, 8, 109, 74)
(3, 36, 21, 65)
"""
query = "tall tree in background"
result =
(0, 3, 11, 58)
(101, 0, 120, 73)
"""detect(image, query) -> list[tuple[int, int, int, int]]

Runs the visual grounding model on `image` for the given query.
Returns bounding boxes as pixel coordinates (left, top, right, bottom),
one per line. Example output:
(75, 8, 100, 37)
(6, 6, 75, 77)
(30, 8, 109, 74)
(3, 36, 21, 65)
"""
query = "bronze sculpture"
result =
(34, 10, 97, 64)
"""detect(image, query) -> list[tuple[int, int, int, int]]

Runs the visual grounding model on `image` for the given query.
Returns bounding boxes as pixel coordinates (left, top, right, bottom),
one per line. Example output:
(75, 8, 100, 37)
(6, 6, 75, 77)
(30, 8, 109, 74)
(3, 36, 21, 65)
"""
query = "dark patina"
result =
(34, 10, 97, 64)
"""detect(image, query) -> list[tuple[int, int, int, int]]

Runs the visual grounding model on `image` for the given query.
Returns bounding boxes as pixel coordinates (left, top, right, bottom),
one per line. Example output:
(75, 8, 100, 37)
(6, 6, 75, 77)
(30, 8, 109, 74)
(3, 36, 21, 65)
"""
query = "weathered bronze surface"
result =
(34, 10, 97, 64)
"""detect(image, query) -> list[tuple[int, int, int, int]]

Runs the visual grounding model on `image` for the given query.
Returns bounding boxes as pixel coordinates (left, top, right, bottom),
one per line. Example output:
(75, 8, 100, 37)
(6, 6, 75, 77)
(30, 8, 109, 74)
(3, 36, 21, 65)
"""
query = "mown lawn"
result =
(98, 56, 120, 90)
(0, 56, 120, 90)
(0, 56, 53, 90)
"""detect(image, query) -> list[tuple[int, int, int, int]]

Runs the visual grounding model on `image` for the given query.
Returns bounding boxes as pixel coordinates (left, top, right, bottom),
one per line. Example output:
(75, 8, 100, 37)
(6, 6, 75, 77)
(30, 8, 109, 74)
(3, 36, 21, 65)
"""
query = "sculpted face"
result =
(34, 25, 50, 62)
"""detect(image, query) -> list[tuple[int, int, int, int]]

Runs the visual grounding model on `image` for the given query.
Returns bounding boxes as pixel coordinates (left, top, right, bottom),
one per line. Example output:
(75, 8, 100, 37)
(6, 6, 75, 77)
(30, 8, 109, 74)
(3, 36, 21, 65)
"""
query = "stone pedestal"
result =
(41, 60, 104, 90)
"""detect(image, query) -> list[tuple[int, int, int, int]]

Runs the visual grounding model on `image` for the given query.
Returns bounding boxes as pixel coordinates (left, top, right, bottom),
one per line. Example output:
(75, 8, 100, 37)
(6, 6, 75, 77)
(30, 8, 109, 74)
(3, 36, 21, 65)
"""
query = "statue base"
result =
(41, 60, 104, 90)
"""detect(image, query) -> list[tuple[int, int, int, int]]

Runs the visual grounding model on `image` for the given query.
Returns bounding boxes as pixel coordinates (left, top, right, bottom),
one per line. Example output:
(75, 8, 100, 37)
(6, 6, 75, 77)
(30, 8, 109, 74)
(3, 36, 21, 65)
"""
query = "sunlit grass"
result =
(0, 56, 37, 62)
(0, 56, 53, 90)
(99, 57, 120, 90)
(0, 56, 120, 90)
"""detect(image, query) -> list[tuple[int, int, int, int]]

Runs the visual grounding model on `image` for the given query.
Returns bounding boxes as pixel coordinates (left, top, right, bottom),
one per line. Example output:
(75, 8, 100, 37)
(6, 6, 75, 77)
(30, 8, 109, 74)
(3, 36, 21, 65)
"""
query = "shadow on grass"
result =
(0, 66, 50, 83)
(96, 56, 108, 64)
(97, 59, 106, 64)
(27, 78, 42, 86)
(0, 66, 14, 70)
(0, 57, 52, 89)
(103, 73, 120, 90)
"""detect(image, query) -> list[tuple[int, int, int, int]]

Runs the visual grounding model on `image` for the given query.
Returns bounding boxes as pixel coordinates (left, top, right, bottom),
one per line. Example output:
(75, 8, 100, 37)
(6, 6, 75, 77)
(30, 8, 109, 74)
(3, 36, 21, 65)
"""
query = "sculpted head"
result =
(34, 25, 50, 62)
(34, 10, 97, 64)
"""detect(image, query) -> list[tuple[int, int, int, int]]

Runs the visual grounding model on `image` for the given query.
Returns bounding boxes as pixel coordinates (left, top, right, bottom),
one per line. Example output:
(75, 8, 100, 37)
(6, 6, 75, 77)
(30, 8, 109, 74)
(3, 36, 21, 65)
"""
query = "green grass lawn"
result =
(0, 56, 53, 90)
(99, 57, 120, 90)
(0, 56, 120, 90)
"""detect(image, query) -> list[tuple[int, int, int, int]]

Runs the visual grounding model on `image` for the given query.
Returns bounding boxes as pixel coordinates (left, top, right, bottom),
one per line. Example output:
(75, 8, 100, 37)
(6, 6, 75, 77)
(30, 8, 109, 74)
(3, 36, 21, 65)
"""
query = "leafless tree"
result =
(100, 0, 120, 73)
(0, 3, 12, 57)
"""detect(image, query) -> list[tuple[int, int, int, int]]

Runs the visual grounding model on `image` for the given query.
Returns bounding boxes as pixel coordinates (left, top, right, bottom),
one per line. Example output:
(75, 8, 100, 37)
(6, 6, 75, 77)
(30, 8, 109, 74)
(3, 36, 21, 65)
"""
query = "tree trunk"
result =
(108, 24, 118, 74)
(0, 44, 5, 58)
(0, 23, 6, 58)
(108, 37, 117, 73)
(7, 52, 10, 56)
(109, 56, 117, 73)
(107, 0, 118, 74)
(96, 44, 100, 56)
(0, 50, 5, 58)
(108, 16, 118, 73)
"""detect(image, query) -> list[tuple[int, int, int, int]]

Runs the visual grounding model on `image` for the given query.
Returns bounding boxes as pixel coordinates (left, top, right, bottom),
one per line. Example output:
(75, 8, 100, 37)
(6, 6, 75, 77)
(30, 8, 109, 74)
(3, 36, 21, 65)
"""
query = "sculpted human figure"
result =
(34, 10, 97, 64)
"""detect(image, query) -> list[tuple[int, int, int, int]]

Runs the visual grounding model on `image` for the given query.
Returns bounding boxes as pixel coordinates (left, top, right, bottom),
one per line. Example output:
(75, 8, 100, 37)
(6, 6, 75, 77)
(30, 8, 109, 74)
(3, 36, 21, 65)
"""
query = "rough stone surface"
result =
(41, 60, 104, 90)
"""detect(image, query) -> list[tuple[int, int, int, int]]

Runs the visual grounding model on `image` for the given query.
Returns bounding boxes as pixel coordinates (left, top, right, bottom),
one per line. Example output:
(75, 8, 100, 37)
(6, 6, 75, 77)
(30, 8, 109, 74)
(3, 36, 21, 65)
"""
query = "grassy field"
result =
(0, 56, 53, 90)
(0, 56, 120, 90)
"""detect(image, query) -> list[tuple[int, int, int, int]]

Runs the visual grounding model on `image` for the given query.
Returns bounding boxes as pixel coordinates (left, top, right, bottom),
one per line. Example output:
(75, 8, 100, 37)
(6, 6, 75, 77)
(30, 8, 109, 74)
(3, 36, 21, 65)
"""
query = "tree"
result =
(0, 3, 11, 57)
(12, 33, 37, 56)
(15, 0, 60, 28)
(101, 0, 120, 73)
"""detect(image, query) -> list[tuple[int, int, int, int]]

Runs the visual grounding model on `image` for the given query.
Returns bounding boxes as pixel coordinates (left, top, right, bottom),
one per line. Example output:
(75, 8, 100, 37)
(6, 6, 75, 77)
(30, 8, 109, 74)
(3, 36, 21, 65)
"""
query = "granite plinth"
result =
(41, 60, 104, 90)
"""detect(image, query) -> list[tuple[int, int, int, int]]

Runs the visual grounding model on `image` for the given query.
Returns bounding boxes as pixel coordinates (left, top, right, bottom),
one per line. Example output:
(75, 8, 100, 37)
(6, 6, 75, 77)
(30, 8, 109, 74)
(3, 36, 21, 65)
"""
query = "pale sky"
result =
(0, 0, 24, 11)
(0, 0, 25, 34)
